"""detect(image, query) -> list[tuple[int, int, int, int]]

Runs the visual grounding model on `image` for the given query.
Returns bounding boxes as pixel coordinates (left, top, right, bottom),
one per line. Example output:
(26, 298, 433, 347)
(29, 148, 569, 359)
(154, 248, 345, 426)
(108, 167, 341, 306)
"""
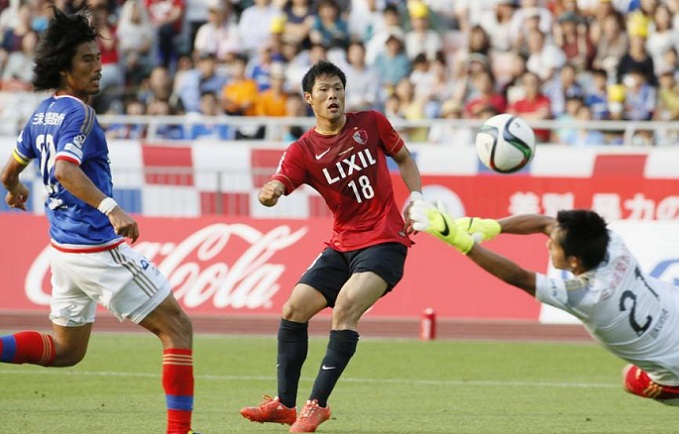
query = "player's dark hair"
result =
(33, 4, 99, 91)
(557, 209, 610, 270)
(301, 60, 346, 94)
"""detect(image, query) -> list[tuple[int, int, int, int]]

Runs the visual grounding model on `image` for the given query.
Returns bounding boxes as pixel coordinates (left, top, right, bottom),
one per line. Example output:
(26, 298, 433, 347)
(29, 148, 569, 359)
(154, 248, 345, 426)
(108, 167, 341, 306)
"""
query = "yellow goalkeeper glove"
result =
(409, 200, 474, 254)
(455, 217, 501, 243)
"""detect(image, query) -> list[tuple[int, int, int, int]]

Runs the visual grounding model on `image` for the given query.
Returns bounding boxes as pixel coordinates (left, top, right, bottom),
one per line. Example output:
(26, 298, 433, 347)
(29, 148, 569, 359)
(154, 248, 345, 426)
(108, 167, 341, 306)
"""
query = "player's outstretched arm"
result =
(497, 214, 556, 236)
(409, 201, 537, 296)
(258, 180, 286, 207)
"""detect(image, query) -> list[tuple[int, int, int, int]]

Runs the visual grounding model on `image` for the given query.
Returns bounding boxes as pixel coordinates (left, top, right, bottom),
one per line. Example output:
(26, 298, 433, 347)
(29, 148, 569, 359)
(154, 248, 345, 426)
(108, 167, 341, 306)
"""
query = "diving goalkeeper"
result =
(409, 201, 679, 406)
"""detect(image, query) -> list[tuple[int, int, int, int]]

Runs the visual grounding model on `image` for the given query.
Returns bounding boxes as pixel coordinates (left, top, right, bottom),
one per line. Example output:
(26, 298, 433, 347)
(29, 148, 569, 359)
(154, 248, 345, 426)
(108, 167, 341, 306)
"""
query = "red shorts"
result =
(623, 364, 679, 405)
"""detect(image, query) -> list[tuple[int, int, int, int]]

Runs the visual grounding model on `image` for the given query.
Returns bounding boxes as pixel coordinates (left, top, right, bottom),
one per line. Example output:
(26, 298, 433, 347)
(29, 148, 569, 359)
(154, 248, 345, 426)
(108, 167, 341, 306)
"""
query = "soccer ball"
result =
(475, 114, 536, 174)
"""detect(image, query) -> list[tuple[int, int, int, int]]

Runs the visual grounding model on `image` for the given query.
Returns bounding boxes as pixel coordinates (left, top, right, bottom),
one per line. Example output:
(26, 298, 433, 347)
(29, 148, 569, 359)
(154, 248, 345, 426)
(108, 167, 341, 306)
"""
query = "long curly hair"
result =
(32, 4, 99, 91)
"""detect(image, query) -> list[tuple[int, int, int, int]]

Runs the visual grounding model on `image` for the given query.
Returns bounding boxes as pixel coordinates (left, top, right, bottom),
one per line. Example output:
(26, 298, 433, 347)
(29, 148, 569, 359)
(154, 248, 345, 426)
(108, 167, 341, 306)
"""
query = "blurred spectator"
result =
(427, 99, 473, 145)
(248, 43, 279, 92)
(584, 68, 611, 120)
(554, 94, 585, 144)
(176, 52, 227, 113)
(237, 0, 280, 57)
(645, 4, 678, 72)
(118, 0, 155, 87)
(0, 2, 34, 72)
(383, 93, 401, 119)
(1, 29, 36, 91)
(310, 0, 350, 52)
(185, 91, 231, 139)
(145, 0, 185, 71)
(660, 47, 679, 81)
(464, 69, 506, 118)
(373, 30, 410, 92)
(282, 91, 308, 142)
(106, 98, 148, 140)
(507, 71, 551, 142)
(140, 65, 175, 105)
(553, 11, 594, 72)
(588, 0, 617, 44)
(365, 5, 401, 65)
(622, 66, 656, 120)
(502, 51, 528, 103)
(92, 6, 124, 93)
(566, 105, 607, 146)
(479, 0, 516, 54)
(281, 0, 314, 50)
(147, 99, 185, 139)
(193, 0, 240, 62)
(347, 0, 384, 43)
(526, 28, 567, 81)
(420, 51, 457, 112)
(451, 24, 491, 80)
(592, 12, 629, 74)
(404, 1, 443, 61)
(653, 71, 679, 145)
(255, 62, 288, 116)
(544, 62, 584, 117)
(509, 0, 553, 50)
(222, 53, 260, 137)
(616, 15, 656, 86)
(343, 41, 380, 112)
(393, 77, 427, 142)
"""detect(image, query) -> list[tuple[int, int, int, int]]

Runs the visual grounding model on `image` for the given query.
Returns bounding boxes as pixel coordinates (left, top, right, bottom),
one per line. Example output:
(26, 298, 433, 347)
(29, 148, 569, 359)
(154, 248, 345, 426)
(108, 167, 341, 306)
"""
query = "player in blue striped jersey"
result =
(0, 6, 200, 434)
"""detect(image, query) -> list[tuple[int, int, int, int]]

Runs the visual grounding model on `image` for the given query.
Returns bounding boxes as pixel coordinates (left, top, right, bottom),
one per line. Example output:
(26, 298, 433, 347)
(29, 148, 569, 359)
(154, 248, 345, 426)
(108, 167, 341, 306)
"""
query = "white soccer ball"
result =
(475, 114, 536, 174)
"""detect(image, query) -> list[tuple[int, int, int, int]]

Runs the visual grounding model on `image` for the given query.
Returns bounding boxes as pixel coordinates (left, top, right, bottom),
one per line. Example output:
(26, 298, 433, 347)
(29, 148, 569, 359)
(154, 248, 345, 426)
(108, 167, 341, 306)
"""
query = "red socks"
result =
(162, 348, 194, 434)
(0, 331, 55, 366)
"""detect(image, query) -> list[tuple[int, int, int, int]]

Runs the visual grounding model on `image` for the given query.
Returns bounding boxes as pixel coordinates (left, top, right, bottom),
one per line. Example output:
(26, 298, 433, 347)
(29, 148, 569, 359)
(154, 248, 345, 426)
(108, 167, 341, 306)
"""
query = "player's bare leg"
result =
(0, 323, 92, 367)
(140, 293, 196, 434)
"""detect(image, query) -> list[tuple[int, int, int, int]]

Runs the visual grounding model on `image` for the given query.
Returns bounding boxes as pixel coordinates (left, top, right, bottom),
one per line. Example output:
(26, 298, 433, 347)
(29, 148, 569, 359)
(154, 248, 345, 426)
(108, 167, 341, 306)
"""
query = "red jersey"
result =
(271, 110, 412, 252)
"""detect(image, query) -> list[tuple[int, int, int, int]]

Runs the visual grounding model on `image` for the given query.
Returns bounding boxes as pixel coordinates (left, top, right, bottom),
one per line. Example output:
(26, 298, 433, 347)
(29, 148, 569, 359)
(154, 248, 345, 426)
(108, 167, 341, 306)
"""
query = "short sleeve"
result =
(373, 110, 404, 155)
(54, 104, 96, 165)
(535, 273, 569, 309)
(270, 142, 307, 195)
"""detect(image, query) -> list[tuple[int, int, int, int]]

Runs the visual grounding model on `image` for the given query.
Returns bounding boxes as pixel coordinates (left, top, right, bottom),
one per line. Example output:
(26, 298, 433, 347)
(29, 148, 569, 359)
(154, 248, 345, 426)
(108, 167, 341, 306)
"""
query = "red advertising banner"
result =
(0, 213, 546, 320)
(394, 175, 679, 221)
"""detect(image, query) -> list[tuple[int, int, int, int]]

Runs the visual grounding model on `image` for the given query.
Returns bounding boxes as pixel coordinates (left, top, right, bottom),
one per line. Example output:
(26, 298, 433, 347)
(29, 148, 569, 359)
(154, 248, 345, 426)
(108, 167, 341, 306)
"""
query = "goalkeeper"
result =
(409, 201, 679, 406)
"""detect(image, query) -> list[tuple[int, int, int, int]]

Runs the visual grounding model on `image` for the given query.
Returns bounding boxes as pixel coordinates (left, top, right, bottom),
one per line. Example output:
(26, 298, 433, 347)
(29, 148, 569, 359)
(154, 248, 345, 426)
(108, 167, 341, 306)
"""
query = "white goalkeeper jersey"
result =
(536, 231, 679, 386)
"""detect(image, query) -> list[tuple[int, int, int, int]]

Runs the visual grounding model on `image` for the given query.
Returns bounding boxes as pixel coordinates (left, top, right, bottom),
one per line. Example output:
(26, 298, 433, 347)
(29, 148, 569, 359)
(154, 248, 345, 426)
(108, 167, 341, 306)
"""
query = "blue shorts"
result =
(298, 242, 408, 307)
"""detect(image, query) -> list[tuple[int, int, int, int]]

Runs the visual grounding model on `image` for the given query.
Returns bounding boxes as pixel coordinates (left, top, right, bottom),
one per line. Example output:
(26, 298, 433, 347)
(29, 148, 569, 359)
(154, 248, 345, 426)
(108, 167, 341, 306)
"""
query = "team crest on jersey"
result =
(353, 129, 368, 145)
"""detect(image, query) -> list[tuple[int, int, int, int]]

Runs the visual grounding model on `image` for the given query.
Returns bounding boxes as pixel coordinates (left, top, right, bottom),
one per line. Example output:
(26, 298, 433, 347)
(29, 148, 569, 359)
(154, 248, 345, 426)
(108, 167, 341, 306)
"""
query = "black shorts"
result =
(298, 242, 408, 307)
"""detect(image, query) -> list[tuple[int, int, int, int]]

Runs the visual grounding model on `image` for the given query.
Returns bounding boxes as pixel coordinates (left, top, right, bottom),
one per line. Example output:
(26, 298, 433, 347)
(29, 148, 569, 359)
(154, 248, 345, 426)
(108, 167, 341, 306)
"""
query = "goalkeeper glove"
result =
(455, 217, 501, 242)
(409, 201, 474, 254)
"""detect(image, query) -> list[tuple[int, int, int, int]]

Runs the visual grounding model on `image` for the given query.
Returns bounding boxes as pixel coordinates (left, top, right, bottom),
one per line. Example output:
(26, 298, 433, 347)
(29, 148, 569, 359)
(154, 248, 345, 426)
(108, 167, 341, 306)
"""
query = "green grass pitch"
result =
(0, 333, 675, 433)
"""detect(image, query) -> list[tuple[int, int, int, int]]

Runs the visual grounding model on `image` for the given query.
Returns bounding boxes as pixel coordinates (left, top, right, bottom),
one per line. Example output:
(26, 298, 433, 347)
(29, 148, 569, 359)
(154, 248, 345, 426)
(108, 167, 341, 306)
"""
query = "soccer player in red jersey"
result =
(241, 60, 422, 432)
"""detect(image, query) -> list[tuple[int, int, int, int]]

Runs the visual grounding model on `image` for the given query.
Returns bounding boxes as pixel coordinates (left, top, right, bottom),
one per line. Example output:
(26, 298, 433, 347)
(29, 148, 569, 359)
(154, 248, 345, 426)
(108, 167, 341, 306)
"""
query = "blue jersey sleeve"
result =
(54, 101, 96, 165)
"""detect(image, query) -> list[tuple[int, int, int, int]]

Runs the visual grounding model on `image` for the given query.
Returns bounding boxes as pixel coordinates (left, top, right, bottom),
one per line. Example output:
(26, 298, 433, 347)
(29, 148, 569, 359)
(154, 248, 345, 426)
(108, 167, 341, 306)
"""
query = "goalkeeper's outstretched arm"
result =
(497, 214, 556, 236)
(466, 243, 537, 297)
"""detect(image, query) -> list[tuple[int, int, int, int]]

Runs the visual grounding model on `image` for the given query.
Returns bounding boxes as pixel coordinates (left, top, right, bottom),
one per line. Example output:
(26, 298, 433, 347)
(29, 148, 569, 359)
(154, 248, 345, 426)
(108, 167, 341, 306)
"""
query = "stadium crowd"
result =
(0, 0, 678, 145)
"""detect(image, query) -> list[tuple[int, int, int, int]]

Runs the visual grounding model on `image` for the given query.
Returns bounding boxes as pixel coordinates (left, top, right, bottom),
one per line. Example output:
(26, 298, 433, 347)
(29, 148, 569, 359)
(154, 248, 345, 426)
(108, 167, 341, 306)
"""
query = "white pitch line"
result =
(0, 369, 618, 389)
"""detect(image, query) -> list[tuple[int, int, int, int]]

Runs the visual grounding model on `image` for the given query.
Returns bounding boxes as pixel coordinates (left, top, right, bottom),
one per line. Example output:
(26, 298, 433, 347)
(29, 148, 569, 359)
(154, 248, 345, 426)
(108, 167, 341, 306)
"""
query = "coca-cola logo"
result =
(25, 223, 308, 310)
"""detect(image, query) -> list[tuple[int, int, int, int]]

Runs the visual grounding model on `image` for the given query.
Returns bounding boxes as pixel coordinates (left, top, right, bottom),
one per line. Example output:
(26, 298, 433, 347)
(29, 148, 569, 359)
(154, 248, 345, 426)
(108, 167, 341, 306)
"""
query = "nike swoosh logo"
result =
(439, 213, 450, 237)
(315, 148, 331, 160)
(338, 146, 354, 156)
(321, 365, 336, 370)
